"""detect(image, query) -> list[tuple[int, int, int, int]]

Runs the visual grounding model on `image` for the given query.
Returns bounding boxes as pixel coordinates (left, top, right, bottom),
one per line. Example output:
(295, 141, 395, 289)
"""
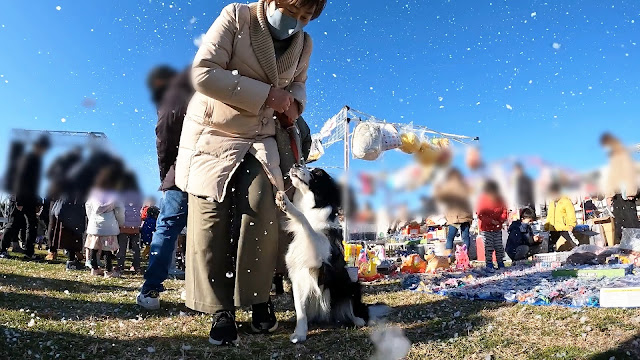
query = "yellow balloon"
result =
(415, 142, 438, 165)
(399, 132, 421, 154)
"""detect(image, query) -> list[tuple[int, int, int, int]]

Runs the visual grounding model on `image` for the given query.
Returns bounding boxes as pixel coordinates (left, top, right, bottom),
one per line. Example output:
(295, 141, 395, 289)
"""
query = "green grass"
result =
(1, 252, 640, 359)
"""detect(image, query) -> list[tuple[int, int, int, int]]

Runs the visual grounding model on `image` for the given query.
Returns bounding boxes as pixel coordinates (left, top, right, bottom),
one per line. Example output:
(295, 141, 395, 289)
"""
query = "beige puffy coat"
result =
(175, 0, 312, 201)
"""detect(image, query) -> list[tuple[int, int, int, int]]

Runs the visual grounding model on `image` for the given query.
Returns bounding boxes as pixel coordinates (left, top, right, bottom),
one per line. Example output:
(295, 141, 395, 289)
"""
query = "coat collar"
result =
(250, 0, 304, 87)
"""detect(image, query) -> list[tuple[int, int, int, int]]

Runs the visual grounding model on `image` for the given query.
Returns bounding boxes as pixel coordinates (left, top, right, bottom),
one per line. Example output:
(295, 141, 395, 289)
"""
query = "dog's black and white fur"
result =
(276, 165, 388, 343)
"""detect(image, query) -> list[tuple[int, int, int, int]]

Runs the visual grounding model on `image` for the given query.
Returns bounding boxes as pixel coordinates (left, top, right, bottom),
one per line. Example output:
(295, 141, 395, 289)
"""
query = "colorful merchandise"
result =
(425, 252, 451, 273)
(455, 244, 471, 271)
(400, 254, 427, 274)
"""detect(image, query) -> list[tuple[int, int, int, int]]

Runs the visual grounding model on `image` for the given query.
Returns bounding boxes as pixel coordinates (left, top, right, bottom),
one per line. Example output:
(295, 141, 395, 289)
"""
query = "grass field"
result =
(1, 253, 640, 360)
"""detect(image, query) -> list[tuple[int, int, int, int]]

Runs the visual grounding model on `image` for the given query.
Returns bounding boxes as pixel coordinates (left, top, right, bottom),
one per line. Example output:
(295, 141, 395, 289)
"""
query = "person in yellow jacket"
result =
(544, 183, 577, 251)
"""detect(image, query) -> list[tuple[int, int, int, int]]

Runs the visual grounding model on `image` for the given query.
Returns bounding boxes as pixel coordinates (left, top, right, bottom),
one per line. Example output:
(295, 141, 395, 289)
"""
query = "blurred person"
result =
(389, 204, 411, 233)
(85, 165, 125, 277)
(356, 202, 376, 224)
(420, 195, 437, 218)
(43, 147, 83, 263)
(174, 0, 324, 344)
(601, 133, 640, 242)
(476, 180, 508, 271)
(117, 171, 143, 274)
(435, 168, 473, 256)
(544, 182, 577, 251)
(136, 64, 192, 310)
(140, 205, 159, 258)
(0, 135, 50, 260)
(506, 208, 547, 261)
(513, 162, 535, 211)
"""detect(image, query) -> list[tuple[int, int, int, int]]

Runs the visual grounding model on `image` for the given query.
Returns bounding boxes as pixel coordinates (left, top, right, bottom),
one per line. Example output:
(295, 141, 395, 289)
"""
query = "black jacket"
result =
(155, 68, 194, 191)
(506, 220, 536, 257)
(13, 152, 42, 207)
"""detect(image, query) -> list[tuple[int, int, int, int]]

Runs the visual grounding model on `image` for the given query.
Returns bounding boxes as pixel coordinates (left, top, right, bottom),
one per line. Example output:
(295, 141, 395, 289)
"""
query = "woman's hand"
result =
(265, 87, 293, 113)
(275, 101, 300, 128)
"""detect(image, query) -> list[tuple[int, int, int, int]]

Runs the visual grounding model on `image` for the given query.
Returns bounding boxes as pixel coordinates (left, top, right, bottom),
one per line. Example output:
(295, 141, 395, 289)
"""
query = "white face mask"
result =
(266, 1, 305, 40)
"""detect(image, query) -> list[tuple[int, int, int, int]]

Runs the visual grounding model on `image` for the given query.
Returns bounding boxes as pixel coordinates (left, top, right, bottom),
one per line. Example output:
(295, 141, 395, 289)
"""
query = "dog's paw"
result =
(353, 317, 366, 327)
(290, 332, 307, 344)
(275, 191, 289, 213)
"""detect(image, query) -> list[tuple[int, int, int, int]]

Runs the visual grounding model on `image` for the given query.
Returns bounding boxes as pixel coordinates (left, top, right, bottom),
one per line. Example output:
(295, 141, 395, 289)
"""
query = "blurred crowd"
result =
(0, 136, 185, 278)
(351, 132, 639, 269)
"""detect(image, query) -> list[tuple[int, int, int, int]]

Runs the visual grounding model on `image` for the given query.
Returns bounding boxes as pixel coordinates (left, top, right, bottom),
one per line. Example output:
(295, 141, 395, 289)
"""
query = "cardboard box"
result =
(590, 217, 616, 246)
(600, 287, 640, 308)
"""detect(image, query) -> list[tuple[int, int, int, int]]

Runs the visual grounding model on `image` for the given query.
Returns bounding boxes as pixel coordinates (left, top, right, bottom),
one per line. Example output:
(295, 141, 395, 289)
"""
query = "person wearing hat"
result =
(0, 135, 51, 259)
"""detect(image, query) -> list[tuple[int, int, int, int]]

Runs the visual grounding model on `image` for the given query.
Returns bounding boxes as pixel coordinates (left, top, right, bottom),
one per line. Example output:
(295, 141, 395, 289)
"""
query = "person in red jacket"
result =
(477, 180, 508, 272)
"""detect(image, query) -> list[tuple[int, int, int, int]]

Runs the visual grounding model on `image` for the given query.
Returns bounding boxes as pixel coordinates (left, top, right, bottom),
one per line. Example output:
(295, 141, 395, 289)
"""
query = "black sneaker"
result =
(273, 274, 284, 295)
(209, 310, 239, 346)
(22, 254, 42, 262)
(0, 251, 11, 259)
(251, 299, 278, 334)
(65, 261, 84, 271)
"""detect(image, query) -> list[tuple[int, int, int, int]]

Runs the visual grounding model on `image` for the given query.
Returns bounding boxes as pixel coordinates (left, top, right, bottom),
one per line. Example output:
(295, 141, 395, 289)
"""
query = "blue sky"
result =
(1, 0, 638, 206)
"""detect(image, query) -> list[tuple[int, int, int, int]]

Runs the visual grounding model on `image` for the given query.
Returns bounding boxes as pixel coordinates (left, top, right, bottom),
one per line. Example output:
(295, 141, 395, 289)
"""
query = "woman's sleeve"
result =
(286, 34, 313, 114)
(115, 202, 126, 227)
(191, 4, 271, 115)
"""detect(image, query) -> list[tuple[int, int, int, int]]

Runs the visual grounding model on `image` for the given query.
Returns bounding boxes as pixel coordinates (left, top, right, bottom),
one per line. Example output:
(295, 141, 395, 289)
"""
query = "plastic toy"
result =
(424, 251, 451, 273)
(454, 244, 471, 271)
(415, 142, 438, 166)
(359, 259, 383, 282)
(358, 248, 383, 281)
(400, 254, 427, 274)
(399, 132, 421, 154)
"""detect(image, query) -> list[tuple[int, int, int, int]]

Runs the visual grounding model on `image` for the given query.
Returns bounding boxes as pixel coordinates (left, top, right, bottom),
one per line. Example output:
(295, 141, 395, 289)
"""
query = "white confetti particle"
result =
(56, 6, 61, 11)
(61, 118, 66, 123)
(505, 104, 513, 110)
(28, 319, 35, 327)
(231, 70, 239, 76)
(530, 12, 537, 17)
(552, 42, 562, 50)
(226, 271, 234, 278)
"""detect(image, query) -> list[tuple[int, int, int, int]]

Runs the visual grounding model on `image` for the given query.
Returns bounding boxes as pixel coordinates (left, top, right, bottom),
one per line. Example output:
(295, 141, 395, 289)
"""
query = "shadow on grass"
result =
(0, 323, 375, 360)
(589, 330, 640, 360)
(0, 290, 186, 321)
(0, 272, 139, 294)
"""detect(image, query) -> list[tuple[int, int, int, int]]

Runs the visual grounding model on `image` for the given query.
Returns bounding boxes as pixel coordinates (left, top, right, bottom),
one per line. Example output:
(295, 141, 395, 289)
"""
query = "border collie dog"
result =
(276, 165, 388, 343)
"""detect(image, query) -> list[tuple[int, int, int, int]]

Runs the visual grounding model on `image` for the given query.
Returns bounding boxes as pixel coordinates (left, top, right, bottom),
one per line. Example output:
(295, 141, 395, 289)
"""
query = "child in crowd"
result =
(506, 208, 546, 261)
(85, 165, 125, 277)
(476, 180, 508, 272)
(117, 171, 143, 274)
(140, 205, 159, 258)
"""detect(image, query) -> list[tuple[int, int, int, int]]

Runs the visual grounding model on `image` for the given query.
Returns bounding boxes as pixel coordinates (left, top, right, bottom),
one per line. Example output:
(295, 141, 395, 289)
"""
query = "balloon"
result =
(399, 132, 421, 154)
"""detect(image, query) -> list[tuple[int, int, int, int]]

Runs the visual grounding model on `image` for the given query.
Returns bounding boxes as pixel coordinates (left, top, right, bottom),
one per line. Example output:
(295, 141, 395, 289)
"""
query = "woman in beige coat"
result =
(174, 0, 326, 346)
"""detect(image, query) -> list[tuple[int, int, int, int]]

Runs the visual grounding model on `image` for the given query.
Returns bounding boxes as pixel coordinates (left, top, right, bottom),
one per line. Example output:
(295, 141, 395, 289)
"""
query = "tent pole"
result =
(343, 107, 350, 243)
